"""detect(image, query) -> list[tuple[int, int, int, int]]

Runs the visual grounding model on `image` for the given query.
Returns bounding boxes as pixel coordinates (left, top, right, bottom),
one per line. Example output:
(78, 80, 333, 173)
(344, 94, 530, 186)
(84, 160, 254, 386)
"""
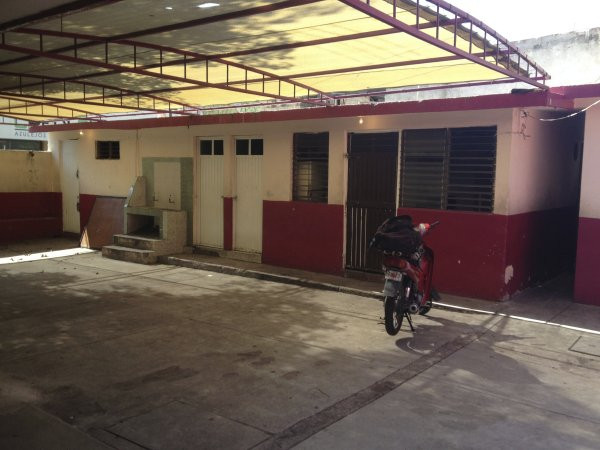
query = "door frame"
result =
(194, 136, 226, 247)
(233, 135, 263, 253)
(60, 139, 81, 234)
(344, 131, 400, 272)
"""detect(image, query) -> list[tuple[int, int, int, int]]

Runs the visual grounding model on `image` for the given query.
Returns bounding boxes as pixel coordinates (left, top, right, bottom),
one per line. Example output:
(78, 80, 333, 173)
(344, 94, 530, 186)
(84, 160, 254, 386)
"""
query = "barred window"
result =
(293, 132, 329, 203)
(96, 141, 120, 159)
(400, 126, 497, 212)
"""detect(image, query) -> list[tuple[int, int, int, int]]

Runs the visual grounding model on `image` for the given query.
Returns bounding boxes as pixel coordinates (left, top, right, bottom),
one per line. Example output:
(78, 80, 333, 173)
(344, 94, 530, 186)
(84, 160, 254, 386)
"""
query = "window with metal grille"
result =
(293, 132, 329, 203)
(400, 126, 497, 212)
(96, 141, 120, 159)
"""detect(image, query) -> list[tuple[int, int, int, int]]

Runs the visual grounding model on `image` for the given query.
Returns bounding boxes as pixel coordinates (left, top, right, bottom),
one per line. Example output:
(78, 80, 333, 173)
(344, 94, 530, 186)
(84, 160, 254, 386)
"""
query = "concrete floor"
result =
(1, 240, 599, 449)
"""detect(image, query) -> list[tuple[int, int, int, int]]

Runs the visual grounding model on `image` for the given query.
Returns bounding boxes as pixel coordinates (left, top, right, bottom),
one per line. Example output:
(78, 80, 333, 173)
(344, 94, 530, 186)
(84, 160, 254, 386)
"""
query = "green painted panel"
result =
(142, 157, 193, 244)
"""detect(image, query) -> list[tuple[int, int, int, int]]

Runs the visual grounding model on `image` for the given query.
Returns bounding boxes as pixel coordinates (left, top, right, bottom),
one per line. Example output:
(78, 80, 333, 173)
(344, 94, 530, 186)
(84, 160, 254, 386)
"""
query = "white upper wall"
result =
(49, 107, 521, 213)
(0, 150, 57, 192)
(507, 108, 585, 215)
(185, 109, 515, 212)
(578, 98, 600, 219)
(49, 129, 137, 197)
(518, 28, 600, 87)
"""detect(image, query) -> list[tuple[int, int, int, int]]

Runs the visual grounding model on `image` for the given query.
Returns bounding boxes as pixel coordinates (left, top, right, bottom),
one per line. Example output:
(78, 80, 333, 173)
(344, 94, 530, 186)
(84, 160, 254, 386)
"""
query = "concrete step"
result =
(102, 245, 157, 264)
(193, 246, 261, 263)
(113, 234, 161, 250)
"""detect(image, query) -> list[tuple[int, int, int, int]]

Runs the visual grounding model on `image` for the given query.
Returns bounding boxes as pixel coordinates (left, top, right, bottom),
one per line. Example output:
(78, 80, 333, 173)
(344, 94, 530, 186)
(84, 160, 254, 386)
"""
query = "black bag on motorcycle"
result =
(369, 215, 422, 255)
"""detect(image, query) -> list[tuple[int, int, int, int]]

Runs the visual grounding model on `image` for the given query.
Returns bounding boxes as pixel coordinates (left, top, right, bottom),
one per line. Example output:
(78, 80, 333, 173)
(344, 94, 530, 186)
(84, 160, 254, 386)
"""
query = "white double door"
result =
(196, 137, 263, 253)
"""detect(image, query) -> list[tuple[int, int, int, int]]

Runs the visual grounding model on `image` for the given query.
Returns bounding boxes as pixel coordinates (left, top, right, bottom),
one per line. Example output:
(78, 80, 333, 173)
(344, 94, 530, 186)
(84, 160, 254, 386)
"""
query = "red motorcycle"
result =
(370, 217, 439, 335)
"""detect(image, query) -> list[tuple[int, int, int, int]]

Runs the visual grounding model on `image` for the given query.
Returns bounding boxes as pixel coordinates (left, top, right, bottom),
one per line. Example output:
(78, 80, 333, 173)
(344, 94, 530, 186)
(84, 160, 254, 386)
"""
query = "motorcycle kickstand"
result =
(404, 312, 415, 332)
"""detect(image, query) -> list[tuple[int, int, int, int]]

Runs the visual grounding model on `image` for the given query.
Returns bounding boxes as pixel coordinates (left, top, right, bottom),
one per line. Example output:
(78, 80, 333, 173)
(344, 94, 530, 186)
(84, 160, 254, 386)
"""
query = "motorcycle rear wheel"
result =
(384, 296, 403, 335)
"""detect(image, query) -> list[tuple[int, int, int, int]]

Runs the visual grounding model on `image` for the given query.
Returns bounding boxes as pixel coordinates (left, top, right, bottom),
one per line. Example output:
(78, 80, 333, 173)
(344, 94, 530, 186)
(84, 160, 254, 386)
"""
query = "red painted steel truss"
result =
(0, 0, 550, 125)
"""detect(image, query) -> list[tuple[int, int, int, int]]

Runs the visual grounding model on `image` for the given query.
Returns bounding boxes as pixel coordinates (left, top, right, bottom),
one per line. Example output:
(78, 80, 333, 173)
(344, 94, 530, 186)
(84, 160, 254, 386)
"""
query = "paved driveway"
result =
(1, 251, 599, 449)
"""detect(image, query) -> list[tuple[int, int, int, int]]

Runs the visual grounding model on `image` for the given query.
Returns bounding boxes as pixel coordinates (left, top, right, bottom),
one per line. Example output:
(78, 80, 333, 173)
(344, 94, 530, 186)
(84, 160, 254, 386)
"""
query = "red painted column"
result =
(223, 197, 233, 251)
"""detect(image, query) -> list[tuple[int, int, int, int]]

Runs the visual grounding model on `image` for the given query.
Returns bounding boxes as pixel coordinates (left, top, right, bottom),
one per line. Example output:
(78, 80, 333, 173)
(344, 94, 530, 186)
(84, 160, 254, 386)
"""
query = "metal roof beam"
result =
(214, 16, 469, 60)
(0, 113, 41, 123)
(8, 17, 468, 93)
(338, 0, 548, 89)
(0, 41, 330, 106)
(414, 0, 548, 80)
(0, 0, 325, 68)
(0, 49, 534, 118)
(0, 90, 192, 118)
(0, 0, 123, 32)
(0, 94, 105, 118)
(0, 111, 101, 122)
(0, 70, 202, 114)
(11, 27, 333, 102)
(10, 15, 469, 90)
(333, 78, 538, 100)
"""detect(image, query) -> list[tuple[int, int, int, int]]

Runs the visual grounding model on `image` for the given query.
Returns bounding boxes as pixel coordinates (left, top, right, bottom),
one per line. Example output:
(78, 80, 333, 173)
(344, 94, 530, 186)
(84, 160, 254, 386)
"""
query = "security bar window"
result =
(235, 138, 263, 155)
(199, 139, 224, 155)
(96, 141, 120, 159)
(400, 126, 497, 213)
(293, 132, 329, 203)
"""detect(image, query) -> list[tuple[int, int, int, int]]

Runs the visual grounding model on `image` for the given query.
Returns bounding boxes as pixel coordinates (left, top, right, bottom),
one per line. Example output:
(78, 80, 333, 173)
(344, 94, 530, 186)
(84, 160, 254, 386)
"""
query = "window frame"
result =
(198, 137, 224, 156)
(0, 139, 46, 151)
(234, 136, 263, 156)
(400, 126, 497, 213)
(95, 140, 120, 160)
(292, 131, 329, 204)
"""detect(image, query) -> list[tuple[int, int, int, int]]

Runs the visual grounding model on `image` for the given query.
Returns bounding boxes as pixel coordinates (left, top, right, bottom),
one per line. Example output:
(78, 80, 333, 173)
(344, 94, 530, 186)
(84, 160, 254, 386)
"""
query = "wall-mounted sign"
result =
(0, 124, 47, 140)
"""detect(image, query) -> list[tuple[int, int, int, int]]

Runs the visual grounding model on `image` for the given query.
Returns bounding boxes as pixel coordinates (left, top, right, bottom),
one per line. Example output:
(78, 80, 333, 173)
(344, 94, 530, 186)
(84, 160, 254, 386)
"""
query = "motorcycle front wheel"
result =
(384, 295, 404, 335)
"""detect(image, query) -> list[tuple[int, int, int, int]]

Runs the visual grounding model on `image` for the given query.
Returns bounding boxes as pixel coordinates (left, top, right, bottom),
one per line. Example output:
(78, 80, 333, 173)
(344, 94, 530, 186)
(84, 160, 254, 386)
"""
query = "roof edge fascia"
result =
(30, 90, 572, 133)
(551, 83, 600, 99)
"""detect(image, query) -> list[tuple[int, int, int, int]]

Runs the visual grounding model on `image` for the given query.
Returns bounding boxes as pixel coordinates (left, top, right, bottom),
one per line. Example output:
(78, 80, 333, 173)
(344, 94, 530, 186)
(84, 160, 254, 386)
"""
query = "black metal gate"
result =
(346, 132, 399, 272)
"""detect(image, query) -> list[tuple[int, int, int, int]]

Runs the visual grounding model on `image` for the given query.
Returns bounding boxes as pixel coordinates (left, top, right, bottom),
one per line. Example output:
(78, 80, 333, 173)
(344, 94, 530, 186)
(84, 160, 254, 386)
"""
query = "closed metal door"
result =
(197, 139, 224, 248)
(234, 138, 263, 253)
(346, 132, 399, 272)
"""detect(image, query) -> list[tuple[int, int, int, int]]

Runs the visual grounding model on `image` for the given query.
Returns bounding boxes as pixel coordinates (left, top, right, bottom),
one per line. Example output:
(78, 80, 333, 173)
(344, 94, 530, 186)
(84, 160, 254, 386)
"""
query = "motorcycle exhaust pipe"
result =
(408, 303, 419, 314)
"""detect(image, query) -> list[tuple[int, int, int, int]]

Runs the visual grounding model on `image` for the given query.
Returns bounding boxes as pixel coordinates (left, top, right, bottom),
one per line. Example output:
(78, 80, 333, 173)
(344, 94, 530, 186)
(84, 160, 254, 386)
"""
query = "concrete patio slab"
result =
(1, 240, 598, 449)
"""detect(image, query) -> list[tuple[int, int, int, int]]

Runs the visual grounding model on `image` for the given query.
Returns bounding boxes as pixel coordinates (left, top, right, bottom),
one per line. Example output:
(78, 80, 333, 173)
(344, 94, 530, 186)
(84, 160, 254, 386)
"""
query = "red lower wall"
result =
(263, 201, 344, 275)
(261, 203, 578, 301)
(574, 217, 600, 305)
(505, 207, 578, 295)
(0, 192, 62, 243)
(399, 207, 579, 301)
(397, 208, 508, 300)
